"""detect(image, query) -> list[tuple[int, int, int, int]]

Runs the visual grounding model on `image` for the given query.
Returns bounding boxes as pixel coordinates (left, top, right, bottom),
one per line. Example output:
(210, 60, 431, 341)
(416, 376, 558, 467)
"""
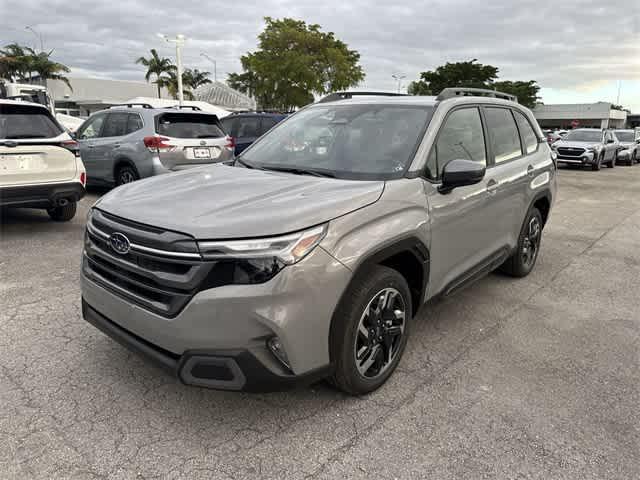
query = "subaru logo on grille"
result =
(109, 232, 130, 255)
(199, 140, 206, 146)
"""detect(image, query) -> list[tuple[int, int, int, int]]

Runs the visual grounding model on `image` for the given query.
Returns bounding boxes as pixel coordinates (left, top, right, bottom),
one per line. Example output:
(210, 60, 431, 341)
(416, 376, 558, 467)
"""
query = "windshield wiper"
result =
(264, 166, 336, 178)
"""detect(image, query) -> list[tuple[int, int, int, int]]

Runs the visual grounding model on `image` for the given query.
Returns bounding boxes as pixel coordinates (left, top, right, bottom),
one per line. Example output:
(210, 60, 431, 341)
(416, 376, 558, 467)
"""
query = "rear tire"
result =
(499, 207, 543, 278)
(329, 265, 412, 396)
(115, 165, 139, 186)
(47, 201, 77, 222)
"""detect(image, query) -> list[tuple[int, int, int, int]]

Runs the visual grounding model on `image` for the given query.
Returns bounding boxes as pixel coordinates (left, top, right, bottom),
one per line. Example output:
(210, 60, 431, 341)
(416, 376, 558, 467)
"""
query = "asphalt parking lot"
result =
(1, 166, 639, 479)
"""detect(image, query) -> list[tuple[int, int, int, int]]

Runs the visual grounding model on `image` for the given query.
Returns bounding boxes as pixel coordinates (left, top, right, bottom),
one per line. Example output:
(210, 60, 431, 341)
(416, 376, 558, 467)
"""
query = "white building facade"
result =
(533, 102, 627, 130)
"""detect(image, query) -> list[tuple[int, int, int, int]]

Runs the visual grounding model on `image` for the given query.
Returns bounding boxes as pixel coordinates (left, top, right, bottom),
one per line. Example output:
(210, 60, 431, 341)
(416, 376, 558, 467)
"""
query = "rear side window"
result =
(237, 117, 260, 137)
(156, 113, 224, 138)
(426, 107, 486, 179)
(484, 107, 522, 164)
(220, 117, 236, 136)
(0, 104, 63, 139)
(261, 117, 279, 134)
(127, 114, 144, 134)
(513, 111, 538, 154)
(102, 112, 129, 137)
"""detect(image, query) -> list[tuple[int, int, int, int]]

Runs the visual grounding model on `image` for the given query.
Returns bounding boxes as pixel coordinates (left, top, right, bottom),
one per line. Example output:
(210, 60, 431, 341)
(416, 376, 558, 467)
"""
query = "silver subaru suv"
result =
(75, 103, 234, 187)
(81, 88, 556, 395)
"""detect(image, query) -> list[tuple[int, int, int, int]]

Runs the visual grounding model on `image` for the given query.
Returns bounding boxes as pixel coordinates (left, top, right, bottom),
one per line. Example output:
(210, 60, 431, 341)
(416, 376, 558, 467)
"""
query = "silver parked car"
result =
(81, 88, 556, 395)
(75, 104, 234, 186)
(612, 129, 639, 166)
(551, 128, 619, 170)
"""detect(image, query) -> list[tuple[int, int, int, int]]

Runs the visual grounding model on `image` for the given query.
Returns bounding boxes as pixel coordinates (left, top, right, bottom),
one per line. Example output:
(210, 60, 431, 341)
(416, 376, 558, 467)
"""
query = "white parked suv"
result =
(0, 100, 86, 221)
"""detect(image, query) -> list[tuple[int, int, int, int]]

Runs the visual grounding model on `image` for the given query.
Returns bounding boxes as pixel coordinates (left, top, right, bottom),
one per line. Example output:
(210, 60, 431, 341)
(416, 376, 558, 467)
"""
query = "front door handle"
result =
(486, 179, 499, 194)
(527, 165, 535, 177)
(87, 144, 95, 149)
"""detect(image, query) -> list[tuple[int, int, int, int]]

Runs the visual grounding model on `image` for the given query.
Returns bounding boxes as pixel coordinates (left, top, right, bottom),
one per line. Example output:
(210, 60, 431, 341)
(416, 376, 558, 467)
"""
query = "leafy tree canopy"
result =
(227, 17, 365, 111)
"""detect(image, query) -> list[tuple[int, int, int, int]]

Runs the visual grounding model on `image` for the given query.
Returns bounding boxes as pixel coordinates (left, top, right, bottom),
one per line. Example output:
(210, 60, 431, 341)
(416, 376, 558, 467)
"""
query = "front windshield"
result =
(564, 130, 602, 142)
(615, 131, 634, 142)
(240, 104, 433, 180)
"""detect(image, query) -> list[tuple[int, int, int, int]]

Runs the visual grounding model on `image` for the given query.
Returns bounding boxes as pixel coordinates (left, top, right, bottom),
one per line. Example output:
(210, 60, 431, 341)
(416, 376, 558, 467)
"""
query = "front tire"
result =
(500, 207, 543, 278)
(47, 201, 77, 222)
(608, 153, 616, 168)
(329, 266, 412, 395)
(591, 153, 603, 171)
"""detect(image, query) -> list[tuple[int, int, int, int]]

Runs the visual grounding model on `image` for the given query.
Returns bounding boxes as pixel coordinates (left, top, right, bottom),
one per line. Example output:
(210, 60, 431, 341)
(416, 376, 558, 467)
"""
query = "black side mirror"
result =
(439, 159, 486, 194)
(606, 139, 615, 144)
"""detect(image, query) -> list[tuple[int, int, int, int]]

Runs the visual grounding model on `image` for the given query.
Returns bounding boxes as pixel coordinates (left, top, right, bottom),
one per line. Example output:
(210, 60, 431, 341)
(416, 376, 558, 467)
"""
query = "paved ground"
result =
(1, 166, 639, 479)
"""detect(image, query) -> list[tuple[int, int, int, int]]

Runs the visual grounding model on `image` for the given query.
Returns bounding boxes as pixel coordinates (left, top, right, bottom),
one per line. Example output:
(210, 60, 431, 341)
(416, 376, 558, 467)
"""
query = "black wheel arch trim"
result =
(529, 188, 553, 224)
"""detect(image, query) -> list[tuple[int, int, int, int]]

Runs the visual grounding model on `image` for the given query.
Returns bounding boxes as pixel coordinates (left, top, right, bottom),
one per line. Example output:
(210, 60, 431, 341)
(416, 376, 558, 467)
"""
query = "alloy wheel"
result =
(522, 216, 541, 268)
(119, 170, 136, 184)
(354, 288, 406, 379)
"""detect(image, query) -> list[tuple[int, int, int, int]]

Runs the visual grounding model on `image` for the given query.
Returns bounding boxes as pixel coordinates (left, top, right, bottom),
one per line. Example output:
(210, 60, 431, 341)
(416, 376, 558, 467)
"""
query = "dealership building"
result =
(46, 77, 254, 117)
(533, 102, 628, 130)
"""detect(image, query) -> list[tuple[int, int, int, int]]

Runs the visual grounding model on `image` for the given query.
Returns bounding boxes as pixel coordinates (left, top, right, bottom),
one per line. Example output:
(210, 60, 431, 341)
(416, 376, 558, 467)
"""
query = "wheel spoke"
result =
(386, 325, 403, 337)
(358, 322, 369, 340)
(359, 344, 380, 373)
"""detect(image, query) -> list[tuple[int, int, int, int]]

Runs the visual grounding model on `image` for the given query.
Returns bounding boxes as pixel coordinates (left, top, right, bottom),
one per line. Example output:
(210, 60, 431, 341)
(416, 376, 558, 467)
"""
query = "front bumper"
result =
(81, 245, 352, 389)
(0, 181, 85, 208)
(82, 300, 331, 392)
(555, 151, 595, 165)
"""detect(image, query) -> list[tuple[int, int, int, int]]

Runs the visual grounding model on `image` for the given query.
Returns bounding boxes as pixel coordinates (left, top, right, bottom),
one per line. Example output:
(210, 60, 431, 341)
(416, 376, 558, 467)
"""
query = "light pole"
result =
(158, 33, 186, 105)
(200, 53, 217, 83)
(392, 74, 406, 94)
(25, 25, 44, 52)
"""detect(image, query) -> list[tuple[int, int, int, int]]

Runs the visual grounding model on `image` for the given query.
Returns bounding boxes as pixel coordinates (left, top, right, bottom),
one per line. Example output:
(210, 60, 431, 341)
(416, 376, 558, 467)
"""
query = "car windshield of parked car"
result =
(564, 130, 602, 142)
(240, 104, 433, 180)
(615, 131, 634, 142)
(0, 104, 63, 139)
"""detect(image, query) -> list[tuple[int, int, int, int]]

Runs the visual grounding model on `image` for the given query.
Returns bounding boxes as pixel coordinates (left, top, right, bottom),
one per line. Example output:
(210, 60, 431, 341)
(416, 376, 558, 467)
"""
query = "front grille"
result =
(557, 147, 586, 157)
(83, 209, 212, 317)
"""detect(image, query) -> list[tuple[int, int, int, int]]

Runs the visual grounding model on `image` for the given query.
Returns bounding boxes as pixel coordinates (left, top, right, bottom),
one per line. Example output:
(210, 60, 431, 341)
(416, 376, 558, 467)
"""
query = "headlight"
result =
(198, 224, 328, 265)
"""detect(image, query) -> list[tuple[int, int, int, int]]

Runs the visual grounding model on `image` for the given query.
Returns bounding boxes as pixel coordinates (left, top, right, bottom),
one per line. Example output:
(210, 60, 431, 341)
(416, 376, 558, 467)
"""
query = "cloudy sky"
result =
(2, 0, 639, 110)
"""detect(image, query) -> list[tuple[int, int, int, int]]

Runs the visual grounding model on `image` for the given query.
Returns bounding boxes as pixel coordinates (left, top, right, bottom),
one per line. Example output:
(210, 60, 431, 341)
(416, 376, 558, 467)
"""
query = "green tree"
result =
(0, 43, 72, 89)
(30, 50, 72, 89)
(157, 68, 195, 100)
(183, 68, 211, 90)
(135, 49, 174, 98)
(491, 80, 540, 108)
(407, 59, 498, 96)
(227, 17, 365, 110)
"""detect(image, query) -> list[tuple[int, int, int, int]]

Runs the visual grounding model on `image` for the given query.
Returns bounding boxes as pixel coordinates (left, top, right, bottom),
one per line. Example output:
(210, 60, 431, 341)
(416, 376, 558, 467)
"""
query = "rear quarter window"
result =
(155, 113, 224, 138)
(0, 104, 63, 139)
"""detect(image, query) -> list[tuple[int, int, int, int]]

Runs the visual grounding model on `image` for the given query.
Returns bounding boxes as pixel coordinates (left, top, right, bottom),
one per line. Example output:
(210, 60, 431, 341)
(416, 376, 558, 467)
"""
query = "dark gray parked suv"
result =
(81, 88, 556, 395)
(76, 104, 234, 186)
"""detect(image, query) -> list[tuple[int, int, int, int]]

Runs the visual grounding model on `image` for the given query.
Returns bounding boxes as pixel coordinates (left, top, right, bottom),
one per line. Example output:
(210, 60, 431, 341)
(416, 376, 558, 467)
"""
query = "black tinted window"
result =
(427, 107, 486, 179)
(261, 117, 279, 134)
(156, 113, 224, 138)
(485, 108, 522, 164)
(0, 104, 63, 139)
(514, 111, 538, 154)
(221, 117, 236, 136)
(127, 114, 143, 134)
(102, 112, 129, 137)
(237, 117, 260, 137)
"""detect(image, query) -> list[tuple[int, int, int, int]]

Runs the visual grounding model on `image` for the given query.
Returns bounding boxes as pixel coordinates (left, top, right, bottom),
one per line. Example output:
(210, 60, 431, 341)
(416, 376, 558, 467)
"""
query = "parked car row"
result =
(550, 128, 640, 170)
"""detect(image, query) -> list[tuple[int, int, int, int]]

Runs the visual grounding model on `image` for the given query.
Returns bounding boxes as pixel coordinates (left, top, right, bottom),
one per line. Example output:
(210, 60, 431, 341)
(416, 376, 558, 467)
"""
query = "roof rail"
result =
(436, 88, 517, 103)
(110, 103, 154, 109)
(167, 105, 202, 111)
(318, 91, 409, 103)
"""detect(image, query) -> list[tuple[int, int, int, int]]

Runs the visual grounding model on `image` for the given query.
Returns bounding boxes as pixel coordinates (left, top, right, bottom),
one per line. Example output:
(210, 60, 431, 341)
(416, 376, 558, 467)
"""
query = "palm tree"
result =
(183, 68, 211, 90)
(157, 68, 195, 100)
(0, 43, 35, 81)
(30, 50, 72, 89)
(135, 49, 173, 98)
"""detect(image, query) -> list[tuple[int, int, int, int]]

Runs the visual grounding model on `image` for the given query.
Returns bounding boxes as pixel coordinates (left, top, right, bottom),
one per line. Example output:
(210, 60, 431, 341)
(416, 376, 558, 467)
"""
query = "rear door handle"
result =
(87, 144, 95, 149)
(527, 165, 535, 177)
(113, 143, 121, 148)
(486, 179, 499, 194)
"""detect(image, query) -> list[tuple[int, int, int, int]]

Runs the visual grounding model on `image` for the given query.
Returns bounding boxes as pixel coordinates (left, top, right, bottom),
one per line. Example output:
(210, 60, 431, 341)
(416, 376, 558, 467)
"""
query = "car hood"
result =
(554, 140, 600, 149)
(95, 165, 384, 239)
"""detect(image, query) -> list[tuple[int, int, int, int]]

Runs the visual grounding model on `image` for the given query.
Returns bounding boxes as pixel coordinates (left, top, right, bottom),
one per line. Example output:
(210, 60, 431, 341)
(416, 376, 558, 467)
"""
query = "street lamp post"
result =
(392, 74, 406, 94)
(25, 25, 44, 52)
(158, 33, 186, 105)
(200, 53, 217, 83)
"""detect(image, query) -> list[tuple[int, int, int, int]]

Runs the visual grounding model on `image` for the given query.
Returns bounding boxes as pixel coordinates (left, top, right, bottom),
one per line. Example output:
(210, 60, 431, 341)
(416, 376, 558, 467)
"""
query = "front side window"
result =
(241, 104, 433, 180)
(426, 107, 486, 179)
(0, 104, 63, 139)
(77, 114, 106, 140)
(514, 110, 538, 154)
(101, 112, 129, 138)
(485, 107, 522, 164)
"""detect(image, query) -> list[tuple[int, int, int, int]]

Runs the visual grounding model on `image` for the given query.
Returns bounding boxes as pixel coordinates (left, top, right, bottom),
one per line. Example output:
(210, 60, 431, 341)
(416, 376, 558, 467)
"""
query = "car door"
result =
(604, 130, 617, 161)
(76, 113, 107, 184)
(481, 106, 530, 251)
(235, 116, 261, 154)
(425, 106, 501, 297)
(94, 112, 129, 182)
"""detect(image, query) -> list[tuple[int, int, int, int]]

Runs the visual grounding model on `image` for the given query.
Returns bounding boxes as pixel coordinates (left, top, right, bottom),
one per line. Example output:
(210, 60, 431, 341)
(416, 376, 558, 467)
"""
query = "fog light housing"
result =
(267, 337, 291, 371)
